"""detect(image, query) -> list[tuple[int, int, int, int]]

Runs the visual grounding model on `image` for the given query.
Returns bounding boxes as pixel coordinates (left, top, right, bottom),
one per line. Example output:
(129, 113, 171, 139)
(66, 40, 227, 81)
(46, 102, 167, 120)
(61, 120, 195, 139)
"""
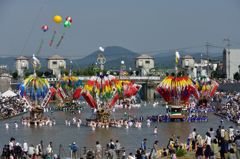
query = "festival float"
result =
(194, 76, 219, 108)
(115, 81, 142, 108)
(56, 76, 83, 112)
(81, 74, 123, 123)
(18, 55, 56, 124)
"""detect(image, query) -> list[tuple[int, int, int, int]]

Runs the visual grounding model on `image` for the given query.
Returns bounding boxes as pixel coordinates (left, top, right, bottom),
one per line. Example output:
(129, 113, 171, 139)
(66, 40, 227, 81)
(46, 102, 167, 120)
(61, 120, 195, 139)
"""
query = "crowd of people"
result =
(0, 96, 26, 118)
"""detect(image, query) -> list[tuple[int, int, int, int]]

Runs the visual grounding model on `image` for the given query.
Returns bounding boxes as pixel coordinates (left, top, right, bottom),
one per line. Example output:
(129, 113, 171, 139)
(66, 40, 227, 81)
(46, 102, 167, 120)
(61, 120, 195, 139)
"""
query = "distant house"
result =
(47, 54, 66, 78)
(223, 49, 240, 79)
(134, 54, 154, 76)
(15, 56, 29, 79)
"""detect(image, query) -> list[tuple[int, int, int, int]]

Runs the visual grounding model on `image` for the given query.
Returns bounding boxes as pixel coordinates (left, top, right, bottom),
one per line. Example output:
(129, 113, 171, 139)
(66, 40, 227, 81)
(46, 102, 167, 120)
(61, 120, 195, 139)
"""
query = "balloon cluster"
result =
(53, 15, 73, 28)
(37, 38, 44, 55)
(55, 31, 65, 49)
(41, 25, 49, 32)
(49, 31, 57, 47)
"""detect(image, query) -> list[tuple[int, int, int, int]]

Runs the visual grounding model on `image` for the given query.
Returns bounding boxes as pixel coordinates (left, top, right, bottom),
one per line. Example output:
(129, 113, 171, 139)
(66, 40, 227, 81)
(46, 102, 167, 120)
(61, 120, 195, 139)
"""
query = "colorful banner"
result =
(49, 31, 56, 46)
(55, 30, 65, 49)
(57, 87, 67, 100)
(37, 38, 44, 55)
(40, 87, 56, 107)
(72, 87, 82, 99)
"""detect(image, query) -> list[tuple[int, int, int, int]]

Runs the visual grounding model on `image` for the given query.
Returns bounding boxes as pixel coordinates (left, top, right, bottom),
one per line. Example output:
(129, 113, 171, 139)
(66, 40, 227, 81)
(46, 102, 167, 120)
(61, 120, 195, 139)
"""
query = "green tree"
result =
(83, 71, 88, 76)
(64, 71, 69, 76)
(181, 71, 185, 76)
(89, 71, 95, 76)
(12, 72, 18, 79)
(44, 71, 50, 77)
(72, 70, 77, 75)
(171, 72, 175, 76)
(116, 71, 120, 76)
(76, 71, 81, 76)
(37, 71, 43, 77)
(25, 72, 30, 78)
(103, 70, 107, 75)
(234, 72, 239, 80)
(177, 72, 182, 77)
(166, 72, 169, 76)
(110, 71, 114, 75)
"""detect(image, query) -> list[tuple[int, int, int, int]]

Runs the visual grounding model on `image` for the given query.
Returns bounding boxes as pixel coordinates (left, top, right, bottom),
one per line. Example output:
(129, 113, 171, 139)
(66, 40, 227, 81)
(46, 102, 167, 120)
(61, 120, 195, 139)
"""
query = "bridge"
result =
(10, 76, 162, 100)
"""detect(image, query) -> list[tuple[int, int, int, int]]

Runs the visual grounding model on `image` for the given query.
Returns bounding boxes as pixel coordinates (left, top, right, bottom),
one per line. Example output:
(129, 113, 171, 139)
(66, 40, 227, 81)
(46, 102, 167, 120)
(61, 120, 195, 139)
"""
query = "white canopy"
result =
(2, 90, 17, 97)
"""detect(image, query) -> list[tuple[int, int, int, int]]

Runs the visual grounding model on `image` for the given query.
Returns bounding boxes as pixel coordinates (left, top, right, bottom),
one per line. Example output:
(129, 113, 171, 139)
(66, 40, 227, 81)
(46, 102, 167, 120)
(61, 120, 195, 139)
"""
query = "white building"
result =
(180, 55, 195, 77)
(223, 49, 240, 79)
(15, 56, 29, 79)
(47, 54, 66, 78)
(134, 54, 154, 76)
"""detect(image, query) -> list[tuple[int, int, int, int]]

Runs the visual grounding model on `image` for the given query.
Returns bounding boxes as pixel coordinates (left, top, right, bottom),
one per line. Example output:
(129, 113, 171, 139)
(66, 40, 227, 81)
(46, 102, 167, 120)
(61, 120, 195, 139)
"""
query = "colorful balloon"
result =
(66, 17, 72, 23)
(63, 20, 71, 28)
(54, 15, 62, 23)
(41, 25, 49, 32)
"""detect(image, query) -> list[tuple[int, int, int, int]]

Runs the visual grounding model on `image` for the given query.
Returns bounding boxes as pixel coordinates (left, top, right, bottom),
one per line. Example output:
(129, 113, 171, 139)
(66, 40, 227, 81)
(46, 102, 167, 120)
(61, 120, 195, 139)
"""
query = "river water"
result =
(0, 101, 238, 154)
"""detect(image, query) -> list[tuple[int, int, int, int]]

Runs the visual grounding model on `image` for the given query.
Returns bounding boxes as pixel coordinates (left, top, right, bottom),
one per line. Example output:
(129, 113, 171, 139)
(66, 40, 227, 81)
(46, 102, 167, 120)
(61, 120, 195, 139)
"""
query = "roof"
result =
(15, 56, 28, 60)
(47, 54, 66, 60)
(134, 54, 154, 60)
(180, 55, 195, 59)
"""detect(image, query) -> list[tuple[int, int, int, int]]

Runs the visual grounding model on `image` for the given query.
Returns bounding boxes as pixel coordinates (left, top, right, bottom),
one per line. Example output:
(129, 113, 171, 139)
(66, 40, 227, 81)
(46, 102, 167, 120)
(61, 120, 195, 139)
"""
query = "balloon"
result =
(41, 25, 49, 32)
(63, 20, 71, 28)
(54, 15, 62, 23)
(66, 17, 72, 23)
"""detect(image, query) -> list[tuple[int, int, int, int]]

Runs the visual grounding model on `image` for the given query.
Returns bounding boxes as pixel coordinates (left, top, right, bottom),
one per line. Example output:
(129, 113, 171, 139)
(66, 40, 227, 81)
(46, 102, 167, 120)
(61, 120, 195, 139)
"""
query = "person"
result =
(211, 139, 218, 159)
(204, 145, 211, 159)
(221, 126, 225, 138)
(31, 153, 37, 159)
(46, 145, 53, 159)
(105, 146, 117, 159)
(192, 128, 197, 150)
(216, 125, 222, 146)
(70, 142, 78, 159)
(122, 147, 126, 159)
(127, 153, 134, 159)
(115, 140, 121, 157)
(69, 143, 73, 158)
(224, 129, 230, 151)
(23, 140, 28, 156)
(229, 148, 237, 159)
(154, 126, 157, 135)
(28, 145, 35, 157)
(96, 141, 102, 159)
(2, 145, 8, 158)
(135, 150, 142, 159)
(14, 142, 22, 159)
(229, 126, 234, 138)
(109, 139, 115, 149)
(219, 138, 225, 159)
(234, 135, 240, 159)
(208, 128, 215, 143)
(205, 132, 211, 146)
(195, 144, 203, 159)
(141, 139, 147, 153)
(9, 138, 14, 156)
(186, 137, 191, 151)
(151, 140, 159, 159)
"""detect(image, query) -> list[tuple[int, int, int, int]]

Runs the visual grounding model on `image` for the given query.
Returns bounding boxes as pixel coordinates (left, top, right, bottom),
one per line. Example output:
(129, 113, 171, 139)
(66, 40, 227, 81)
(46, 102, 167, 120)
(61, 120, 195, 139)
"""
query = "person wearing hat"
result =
(71, 142, 78, 159)
(108, 139, 115, 149)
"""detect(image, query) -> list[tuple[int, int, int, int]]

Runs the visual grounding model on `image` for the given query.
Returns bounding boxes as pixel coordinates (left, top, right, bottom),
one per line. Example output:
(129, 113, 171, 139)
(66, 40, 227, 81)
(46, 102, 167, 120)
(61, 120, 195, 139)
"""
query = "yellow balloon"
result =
(54, 15, 62, 23)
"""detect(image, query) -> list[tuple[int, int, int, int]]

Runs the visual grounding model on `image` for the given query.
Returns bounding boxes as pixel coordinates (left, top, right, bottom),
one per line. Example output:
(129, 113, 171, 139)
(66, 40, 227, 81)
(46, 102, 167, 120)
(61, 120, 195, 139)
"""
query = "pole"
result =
(224, 39, 230, 79)
(206, 42, 210, 76)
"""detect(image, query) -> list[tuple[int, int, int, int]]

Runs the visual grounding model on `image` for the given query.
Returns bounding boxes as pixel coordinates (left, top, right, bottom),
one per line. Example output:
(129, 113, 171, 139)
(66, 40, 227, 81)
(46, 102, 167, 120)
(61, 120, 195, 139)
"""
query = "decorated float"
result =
(81, 74, 123, 123)
(18, 55, 56, 124)
(194, 76, 219, 108)
(56, 76, 83, 111)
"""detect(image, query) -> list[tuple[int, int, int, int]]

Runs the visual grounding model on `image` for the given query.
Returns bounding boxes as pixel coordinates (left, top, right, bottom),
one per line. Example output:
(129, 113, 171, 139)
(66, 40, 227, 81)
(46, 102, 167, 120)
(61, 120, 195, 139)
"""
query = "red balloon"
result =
(66, 17, 72, 23)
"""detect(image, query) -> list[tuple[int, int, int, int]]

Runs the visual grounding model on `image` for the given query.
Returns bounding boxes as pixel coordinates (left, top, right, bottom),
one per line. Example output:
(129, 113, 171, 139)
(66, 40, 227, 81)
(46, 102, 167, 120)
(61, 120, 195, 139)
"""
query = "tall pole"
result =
(224, 39, 230, 79)
(206, 42, 210, 76)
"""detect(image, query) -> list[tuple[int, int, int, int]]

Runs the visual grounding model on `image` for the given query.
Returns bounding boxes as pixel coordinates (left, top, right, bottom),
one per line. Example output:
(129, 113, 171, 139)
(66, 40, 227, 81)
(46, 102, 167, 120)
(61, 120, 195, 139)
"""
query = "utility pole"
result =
(224, 39, 230, 79)
(206, 42, 210, 76)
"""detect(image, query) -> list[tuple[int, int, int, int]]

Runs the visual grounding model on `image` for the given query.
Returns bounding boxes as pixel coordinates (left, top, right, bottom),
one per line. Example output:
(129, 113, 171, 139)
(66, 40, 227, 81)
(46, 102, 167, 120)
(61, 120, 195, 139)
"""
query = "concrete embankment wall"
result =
(0, 78, 10, 93)
(218, 83, 240, 92)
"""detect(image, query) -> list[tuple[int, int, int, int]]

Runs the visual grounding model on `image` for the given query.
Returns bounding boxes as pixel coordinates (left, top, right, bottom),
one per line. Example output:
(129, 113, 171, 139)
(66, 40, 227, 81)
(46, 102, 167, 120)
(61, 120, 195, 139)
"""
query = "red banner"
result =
(72, 87, 82, 99)
(109, 93, 120, 108)
(41, 87, 56, 107)
(82, 92, 97, 108)
(57, 87, 67, 100)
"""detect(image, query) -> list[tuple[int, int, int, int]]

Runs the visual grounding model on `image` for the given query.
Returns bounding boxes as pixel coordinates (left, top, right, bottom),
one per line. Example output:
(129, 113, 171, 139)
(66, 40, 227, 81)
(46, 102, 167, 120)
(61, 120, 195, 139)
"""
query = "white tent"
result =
(2, 90, 17, 97)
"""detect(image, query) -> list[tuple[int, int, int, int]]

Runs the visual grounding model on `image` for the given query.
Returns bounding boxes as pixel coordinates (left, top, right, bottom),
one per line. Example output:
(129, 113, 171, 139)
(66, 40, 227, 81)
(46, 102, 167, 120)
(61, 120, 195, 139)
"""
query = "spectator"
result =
(141, 139, 147, 153)
(28, 145, 35, 157)
(229, 148, 237, 159)
(23, 140, 28, 156)
(46, 145, 53, 159)
(204, 145, 211, 159)
(71, 142, 78, 159)
(115, 140, 121, 157)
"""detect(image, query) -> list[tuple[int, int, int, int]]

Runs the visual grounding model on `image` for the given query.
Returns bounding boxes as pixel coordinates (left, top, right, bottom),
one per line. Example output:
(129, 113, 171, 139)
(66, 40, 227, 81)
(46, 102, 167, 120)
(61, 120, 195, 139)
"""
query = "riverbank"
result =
(0, 111, 28, 120)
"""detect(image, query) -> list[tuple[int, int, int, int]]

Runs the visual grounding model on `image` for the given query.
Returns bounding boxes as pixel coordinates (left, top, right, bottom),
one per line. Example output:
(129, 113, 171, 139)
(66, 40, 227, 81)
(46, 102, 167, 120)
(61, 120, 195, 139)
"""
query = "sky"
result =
(0, 0, 240, 59)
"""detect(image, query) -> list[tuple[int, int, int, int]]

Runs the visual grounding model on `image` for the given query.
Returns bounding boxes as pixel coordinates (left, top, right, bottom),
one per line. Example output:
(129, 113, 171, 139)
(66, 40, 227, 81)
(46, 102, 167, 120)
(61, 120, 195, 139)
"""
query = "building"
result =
(181, 55, 220, 78)
(223, 49, 240, 79)
(134, 54, 154, 76)
(15, 56, 29, 79)
(47, 54, 66, 78)
(180, 55, 195, 77)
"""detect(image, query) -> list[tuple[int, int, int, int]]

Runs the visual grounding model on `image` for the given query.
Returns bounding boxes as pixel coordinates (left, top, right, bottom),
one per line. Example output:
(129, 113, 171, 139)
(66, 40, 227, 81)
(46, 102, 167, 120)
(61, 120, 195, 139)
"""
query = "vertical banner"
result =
(40, 87, 56, 107)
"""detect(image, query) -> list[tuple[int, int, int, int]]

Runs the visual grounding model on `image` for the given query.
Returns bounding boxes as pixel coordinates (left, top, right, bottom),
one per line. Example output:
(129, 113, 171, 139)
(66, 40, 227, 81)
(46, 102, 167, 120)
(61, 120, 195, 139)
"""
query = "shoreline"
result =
(0, 111, 28, 120)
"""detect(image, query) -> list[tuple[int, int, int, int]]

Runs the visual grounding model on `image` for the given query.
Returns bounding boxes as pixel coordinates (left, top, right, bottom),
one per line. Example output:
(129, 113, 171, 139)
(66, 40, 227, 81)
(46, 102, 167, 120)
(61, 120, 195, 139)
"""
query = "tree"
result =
(181, 71, 185, 76)
(72, 70, 77, 75)
(64, 71, 69, 76)
(177, 72, 182, 77)
(116, 71, 120, 76)
(171, 72, 175, 77)
(166, 72, 169, 76)
(103, 70, 107, 75)
(83, 71, 88, 76)
(37, 71, 43, 77)
(234, 72, 239, 80)
(136, 71, 139, 76)
(110, 71, 114, 75)
(44, 71, 50, 77)
(76, 71, 81, 76)
(12, 72, 18, 79)
(89, 71, 95, 76)
(25, 72, 30, 78)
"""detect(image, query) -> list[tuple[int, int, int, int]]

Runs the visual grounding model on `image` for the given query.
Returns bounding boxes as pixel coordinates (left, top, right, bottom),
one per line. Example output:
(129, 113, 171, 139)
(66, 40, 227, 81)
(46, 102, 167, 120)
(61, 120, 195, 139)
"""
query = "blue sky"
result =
(0, 0, 240, 59)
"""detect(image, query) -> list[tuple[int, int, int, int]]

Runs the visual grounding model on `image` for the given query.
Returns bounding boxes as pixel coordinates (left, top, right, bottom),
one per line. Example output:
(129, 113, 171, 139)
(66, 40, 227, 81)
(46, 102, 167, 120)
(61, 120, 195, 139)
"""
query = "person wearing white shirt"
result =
(192, 128, 196, 150)
(229, 126, 234, 138)
(23, 140, 28, 156)
(221, 126, 225, 138)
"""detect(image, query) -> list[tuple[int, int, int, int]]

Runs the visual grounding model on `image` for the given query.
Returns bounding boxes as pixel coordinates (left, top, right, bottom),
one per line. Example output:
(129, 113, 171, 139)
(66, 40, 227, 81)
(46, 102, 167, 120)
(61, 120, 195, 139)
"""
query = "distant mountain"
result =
(0, 46, 223, 72)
